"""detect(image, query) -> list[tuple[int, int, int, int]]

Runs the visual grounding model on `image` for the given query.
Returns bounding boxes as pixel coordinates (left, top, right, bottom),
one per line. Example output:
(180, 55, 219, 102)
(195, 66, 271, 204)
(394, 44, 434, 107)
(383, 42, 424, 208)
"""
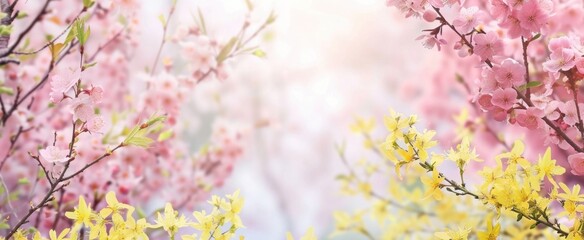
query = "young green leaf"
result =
(252, 49, 266, 58)
(516, 81, 542, 91)
(0, 86, 13, 96)
(197, 7, 207, 35)
(216, 37, 238, 63)
(82, 0, 95, 8)
(157, 129, 173, 142)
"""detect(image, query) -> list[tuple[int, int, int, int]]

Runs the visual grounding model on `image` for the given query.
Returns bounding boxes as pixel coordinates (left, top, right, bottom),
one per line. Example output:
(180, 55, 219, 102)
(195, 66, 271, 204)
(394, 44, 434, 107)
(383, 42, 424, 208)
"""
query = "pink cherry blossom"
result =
(39, 146, 69, 163)
(493, 59, 525, 86)
(548, 37, 572, 52)
(517, 0, 548, 33)
(49, 68, 80, 102)
(491, 88, 517, 110)
(492, 106, 508, 121)
(477, 94, 495, 111)
(559, 101, 584, 126)
(542, 48, 577, 73)
(516, 107, 544, 129)
(500, 14, 528, 39)
(453, 7, 484, 33)
(416, 34, 447, 51)
(69, 95, 95, 122)
(473, 32, 503, 61)
(489, 0, 510, 20)
(568, 153, 584, 176)
(89, 86, 104, 104)
(87, 116, 104, 133)
(180, 36, 217, 73)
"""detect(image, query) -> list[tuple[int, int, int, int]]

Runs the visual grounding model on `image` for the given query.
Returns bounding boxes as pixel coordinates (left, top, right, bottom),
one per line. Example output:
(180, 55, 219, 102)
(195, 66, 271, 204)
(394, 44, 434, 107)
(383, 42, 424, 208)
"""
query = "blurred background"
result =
(138, 0, 438, 238)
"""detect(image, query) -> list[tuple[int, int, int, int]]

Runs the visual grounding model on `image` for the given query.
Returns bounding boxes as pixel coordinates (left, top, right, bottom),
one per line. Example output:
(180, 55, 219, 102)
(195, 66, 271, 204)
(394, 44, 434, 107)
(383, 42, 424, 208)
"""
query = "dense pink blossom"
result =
(517, 0, 549, 33)
(516, 107, 544, 129)
(543, 48, 577, 72)
(473, 32, 503, 61)
(559, 101, 584, 126)
(493, 59, 525, 86)
(491, 88, 517, 110)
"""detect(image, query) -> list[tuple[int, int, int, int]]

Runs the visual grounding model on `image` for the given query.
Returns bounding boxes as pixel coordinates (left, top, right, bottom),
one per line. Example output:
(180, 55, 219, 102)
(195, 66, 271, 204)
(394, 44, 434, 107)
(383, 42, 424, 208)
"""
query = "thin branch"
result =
(0, 0, 52, 58)
(150, 1, 177, 76)
(86, 27, 125, 63)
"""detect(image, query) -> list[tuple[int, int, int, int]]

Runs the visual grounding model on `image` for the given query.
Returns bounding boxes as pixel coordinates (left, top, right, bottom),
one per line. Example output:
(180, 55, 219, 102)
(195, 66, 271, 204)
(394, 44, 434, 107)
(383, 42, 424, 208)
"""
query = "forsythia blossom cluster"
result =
(335, 112, 584, 239)
(8, 191, 317, 240)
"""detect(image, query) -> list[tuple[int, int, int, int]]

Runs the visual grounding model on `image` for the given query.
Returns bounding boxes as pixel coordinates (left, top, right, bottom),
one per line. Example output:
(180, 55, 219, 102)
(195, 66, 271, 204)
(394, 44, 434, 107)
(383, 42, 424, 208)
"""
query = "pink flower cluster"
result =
(0, 0, 266, 236)
(386, 0, 584, 178)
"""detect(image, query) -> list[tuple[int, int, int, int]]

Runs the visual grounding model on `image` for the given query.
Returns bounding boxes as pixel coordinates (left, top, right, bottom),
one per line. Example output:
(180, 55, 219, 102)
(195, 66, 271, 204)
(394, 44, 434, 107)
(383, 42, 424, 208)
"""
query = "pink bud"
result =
(422, 10, 438, 22)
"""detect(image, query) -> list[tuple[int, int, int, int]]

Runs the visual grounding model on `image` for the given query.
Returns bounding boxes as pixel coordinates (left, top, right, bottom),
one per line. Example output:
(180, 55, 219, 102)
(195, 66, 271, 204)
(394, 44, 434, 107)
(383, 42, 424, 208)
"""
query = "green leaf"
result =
(0, 25, 13, 36)
(136, 208, 146, 219)
(157, 129, 173, 142)
(530, 223, 538, 229)
(216, 37, 238, 63)
(516, 213, 523, 221)
(37, 168, 46, 179)
(0, 222, 9, 230)
(82, 61, 97, 71)
(158, 14, 166, 26)
(117, 15, 128, 26)
(145, 114, 166, 128)
(123, 114, 166, 147)
(16, 12, 28, 19)
(64, 26, 76, 45)
(82, 0, 95, 8)
(0, 86, 13, 96)
(244, 0, 254, 11)
(252, 49, 266, 58)
(126, 136, 154, 148)
(266, 11, 277, 24)
(516, 81, 542, 91)
(48, 42, 64, 60)
(18, 177, 29, 185)
(455, 73, 464, 83)
(0, 12, 7, 19)
(74, 19, 90, 46)
(197, 7, 207, 35)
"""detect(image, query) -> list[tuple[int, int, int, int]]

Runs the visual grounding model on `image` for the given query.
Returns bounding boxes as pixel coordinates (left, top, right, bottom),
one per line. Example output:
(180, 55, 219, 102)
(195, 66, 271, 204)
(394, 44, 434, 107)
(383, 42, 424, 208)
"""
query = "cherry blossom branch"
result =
(0, 0, 16, 49)
(61, 144, 123, 181)
(86, 27, 125, 63)
(1, 39, 77, 125)
(150, 0, 177, 76)
(5, 142, 123, 239)
(431, 6, 584, 153)
(12, 9, 84, 56)
(50, 188, 65, 229)
(569, 74, 584, 144)
(521, 37, 532, 99)
(432, 7, 493, 68)
(516, 89, 584, 152)
(0, 126, 31, 172)
(0, 0, 52, 58)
